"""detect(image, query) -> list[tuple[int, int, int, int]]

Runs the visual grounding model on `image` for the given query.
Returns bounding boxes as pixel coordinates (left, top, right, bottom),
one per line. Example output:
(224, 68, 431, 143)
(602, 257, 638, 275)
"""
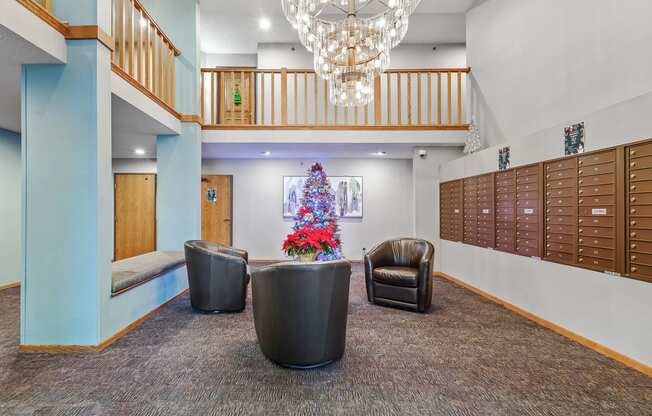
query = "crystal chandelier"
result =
(281, 0, 421, 107)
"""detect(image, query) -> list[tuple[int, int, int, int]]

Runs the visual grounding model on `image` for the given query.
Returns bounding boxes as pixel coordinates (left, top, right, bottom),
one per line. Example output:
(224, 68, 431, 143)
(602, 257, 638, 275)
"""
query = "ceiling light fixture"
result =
(372, 151, 387, 156)
(259, 17, 271, 30)
(261, 150, 272, 156)
(134, 148, 146, 156)
(281, 0, 421, 107)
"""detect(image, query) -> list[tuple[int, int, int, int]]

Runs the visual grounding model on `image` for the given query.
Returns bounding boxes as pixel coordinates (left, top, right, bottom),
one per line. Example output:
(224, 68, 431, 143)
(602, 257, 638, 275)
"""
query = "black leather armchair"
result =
(364, 238, 434, 313)
(184, 240, 250, 313)
(251, 260, 351, 369)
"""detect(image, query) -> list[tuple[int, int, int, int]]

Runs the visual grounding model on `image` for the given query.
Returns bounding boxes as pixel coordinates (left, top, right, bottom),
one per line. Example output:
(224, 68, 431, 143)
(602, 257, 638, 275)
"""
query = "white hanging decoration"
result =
(464, 116, 482, 154)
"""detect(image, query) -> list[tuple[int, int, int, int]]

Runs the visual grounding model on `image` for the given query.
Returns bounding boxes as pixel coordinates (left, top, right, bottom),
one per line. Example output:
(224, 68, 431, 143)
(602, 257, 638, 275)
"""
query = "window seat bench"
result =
(112, 251, 186, 296)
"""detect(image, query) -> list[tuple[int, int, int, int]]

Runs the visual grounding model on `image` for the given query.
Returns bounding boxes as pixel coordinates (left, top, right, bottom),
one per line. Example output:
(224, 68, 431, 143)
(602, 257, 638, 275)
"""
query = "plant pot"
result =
(298, 252, 317, 262)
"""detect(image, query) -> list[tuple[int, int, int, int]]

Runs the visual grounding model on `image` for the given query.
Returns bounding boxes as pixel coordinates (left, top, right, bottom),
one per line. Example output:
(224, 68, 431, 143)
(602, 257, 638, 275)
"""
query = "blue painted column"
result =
(21, 2, 112, 346)
(144, 0, 203, 250)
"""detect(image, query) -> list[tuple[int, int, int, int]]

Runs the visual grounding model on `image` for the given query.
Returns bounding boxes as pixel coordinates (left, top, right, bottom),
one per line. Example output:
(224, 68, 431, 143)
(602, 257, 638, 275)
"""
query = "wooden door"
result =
(114, 174, 156, 261)
(220, 72, 255, 124)
(201, 175, 233, 245)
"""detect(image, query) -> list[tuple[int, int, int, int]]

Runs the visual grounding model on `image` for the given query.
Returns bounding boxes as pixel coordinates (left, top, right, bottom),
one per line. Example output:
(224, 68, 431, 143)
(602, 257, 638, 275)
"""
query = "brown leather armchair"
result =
(364, 238, 434, 313)
(184, 240, 250, 313)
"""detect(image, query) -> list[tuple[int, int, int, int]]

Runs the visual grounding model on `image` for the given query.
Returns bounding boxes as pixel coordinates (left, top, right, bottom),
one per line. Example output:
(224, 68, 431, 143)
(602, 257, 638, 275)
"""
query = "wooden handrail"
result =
(111, 0, 180, 110)
(201, 67, 471, 129)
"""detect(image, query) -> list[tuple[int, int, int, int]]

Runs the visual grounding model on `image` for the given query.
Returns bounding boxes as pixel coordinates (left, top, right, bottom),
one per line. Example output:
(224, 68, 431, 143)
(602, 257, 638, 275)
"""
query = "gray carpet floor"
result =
(0, 264, 650, 415)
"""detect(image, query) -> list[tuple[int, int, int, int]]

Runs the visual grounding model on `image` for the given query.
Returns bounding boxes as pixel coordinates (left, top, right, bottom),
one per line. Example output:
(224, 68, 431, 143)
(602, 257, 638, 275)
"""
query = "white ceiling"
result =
(111, 95, 172, 158)
(200, 0, 476, 54)
(0, 25, 62, 132)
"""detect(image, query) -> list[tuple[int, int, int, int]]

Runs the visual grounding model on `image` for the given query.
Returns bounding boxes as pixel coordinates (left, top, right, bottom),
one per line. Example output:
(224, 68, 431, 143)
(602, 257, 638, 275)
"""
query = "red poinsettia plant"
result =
(282, 225, 338, 258)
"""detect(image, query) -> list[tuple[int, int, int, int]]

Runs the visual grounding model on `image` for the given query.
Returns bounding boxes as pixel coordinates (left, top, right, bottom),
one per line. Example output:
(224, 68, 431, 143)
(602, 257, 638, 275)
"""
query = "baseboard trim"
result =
(19, 289, 189, 354)
(434, 271, 652, 378)
(0, 282, 20, 291)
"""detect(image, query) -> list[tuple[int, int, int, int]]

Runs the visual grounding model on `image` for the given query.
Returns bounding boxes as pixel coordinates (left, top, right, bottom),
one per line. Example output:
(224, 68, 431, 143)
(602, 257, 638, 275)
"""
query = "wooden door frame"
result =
(113, 173, 157, 261)
(201, 174, 234, 245)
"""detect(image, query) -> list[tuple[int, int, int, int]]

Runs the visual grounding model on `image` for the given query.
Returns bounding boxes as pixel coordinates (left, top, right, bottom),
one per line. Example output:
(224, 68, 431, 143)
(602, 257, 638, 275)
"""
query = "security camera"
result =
(418, 149, 427, 159)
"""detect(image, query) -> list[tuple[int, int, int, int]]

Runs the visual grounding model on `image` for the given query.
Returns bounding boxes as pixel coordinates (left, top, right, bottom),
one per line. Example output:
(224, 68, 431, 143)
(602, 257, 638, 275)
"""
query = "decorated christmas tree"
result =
(282, 162, 342, 260)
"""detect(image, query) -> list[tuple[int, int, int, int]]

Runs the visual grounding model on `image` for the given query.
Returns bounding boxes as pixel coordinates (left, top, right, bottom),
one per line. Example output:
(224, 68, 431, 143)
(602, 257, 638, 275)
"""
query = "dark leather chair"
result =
(184, 240, 250, 313)
(364, 238, 434, 313)
(251, 260, 351, 369)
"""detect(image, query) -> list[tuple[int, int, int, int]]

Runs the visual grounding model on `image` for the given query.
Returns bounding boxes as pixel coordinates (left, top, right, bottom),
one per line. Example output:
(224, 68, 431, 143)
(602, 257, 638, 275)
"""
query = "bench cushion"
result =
(112, 251, 186, 295)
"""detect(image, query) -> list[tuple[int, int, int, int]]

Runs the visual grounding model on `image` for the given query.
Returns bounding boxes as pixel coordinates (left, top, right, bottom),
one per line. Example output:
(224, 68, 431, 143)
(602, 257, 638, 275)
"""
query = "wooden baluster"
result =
(313, 75, 318, 124)
(240, 71, 245, 124)
(158, 35, 163, 99)
(374, 75, 381, 125)
(437, 72, 442, 125)
(354, 105, 359, 125)
(217, 71, 222, 123)
(136, 8, 142, 83)
(386, 73, 391, 125)
(250, 72, 255, 124)
(303, 72, 308, 125)
(407, 72, 412, 125)
(151, 29, 156, 94)
(230, 71, 235, 123)
(119, 0, 125, 68)
(457, 70, 463, 125)
(145, 21, 150, 90)
(334, 96, 338, 124)
(170, 50, 177, 107)
(280, 68, 288, 125)
(271, 72, 275, 125)
(397, 73, 402, 125)
(427, 73, 432, 125)
(293, 73, 298, 124)
(210, 72, 216, 125)
(323, 79, 328, 124)
(261, 73, 265, 125)
(111, 0, 116, 62)
(447, 71, 452, 125)
(344, 104, 349, 125)
(417, 72, 422, 125)
(200, 71, 205, 124)
(128, 0, 134, 76)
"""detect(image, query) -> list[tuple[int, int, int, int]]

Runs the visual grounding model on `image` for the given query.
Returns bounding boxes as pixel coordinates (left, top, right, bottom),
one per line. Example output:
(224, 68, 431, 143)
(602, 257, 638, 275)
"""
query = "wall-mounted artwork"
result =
(564, 122, 585, 155)
(498, 146, 511, 171)
(283, 176, 363, 218)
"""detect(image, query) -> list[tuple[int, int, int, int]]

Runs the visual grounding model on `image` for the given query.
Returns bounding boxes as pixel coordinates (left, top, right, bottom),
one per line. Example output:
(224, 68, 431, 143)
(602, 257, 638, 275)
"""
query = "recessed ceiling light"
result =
(134, 148, 146, 155)
(371, 151, 387, 156)
(261, 151, 272, 156)
(259, 18, 271, 30)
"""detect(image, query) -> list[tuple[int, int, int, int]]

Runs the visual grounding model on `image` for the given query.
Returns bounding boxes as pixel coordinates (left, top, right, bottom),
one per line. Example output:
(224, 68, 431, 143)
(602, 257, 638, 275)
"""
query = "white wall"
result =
(467, 0, 652, 147)
(202, 158, 414, 260)
(0, 129, 21, 286)
(436, 0, 652, 367)
(202, 52, 257, 68)
(412, 147, 464, 268)
(112, 158, 157, 173)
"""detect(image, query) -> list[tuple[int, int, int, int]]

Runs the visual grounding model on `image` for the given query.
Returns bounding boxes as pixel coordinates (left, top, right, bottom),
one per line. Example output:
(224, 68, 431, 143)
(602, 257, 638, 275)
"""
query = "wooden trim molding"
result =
(19, 289, 189, 353)
(0, 282, 20, 291)
(180, 114, 202, 125)
(202, 124, 470, 131)
(65, 25, 114, 52)
(434, 271, 652, 378)
(112, 63, 181, 119)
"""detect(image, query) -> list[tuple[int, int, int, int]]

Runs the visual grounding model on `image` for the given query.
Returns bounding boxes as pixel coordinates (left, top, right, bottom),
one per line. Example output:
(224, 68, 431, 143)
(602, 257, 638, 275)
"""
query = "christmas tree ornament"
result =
(282, 162, 343, 260)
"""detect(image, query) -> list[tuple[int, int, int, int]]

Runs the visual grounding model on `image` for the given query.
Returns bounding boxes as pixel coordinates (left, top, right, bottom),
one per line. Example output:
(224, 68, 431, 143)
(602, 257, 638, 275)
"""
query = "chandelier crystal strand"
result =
(281, 0, 421, 107)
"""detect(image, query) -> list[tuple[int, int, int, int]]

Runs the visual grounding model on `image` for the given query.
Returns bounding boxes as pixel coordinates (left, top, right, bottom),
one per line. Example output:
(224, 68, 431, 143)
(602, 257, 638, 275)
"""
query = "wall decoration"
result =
(207, 188, 217, 203)
(283, 175, 363, 218)
(498, 146, 511, 171)
(464, 116, 483, 154)
(564, 122, 585, 155)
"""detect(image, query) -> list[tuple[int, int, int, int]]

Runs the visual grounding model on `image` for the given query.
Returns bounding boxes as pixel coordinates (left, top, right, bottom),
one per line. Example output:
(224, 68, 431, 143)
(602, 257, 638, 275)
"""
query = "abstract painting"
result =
(283, 176, 363, 218)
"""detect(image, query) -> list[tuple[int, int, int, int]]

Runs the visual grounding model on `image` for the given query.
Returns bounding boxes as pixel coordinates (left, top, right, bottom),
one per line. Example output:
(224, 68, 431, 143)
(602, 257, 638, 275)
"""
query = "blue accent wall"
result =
(21, 40, 112, 346)
(0, 129, 21, 287)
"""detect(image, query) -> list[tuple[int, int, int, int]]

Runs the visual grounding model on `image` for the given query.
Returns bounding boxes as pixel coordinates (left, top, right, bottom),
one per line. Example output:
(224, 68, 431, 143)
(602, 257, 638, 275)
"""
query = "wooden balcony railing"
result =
(111, 0, 181, 112)
(201, 67, 470, 129)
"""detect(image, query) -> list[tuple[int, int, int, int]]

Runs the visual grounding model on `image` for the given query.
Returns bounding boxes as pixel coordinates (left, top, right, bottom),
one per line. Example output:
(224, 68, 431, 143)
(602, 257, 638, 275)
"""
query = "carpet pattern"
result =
(0, 265, 650, 415)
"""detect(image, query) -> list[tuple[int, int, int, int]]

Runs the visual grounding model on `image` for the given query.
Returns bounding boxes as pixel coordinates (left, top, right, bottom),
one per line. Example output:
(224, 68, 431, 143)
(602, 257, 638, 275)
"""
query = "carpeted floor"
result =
(0, 265, 650, 416)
